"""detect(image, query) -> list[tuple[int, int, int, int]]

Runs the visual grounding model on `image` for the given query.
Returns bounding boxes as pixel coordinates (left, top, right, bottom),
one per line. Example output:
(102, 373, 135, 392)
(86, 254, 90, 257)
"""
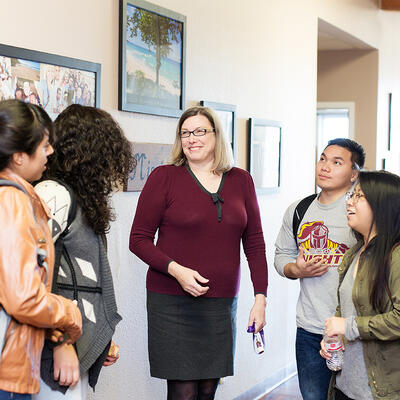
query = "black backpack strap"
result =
(292, 193, 318, 246)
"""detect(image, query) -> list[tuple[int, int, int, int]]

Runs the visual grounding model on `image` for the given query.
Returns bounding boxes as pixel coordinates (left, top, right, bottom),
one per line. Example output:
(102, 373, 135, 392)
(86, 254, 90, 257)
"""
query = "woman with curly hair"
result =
(33, 104, 135, 400)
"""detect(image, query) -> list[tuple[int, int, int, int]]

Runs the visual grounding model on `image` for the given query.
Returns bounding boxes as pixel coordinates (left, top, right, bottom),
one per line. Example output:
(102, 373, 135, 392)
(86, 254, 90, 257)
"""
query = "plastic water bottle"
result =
(323, 334, 343, 371)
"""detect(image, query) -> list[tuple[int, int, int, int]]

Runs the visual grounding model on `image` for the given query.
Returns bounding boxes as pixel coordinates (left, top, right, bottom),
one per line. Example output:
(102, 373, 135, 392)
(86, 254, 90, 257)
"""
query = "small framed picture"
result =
(248, 118, 282, 191)
(200, 100, 237, 162)
(126, 142, 173, 191)
(119, 0, 186, 117)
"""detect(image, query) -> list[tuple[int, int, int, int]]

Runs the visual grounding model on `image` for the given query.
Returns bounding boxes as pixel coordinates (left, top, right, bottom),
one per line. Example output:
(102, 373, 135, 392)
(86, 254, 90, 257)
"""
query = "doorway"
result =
(316, 102, 355, 159)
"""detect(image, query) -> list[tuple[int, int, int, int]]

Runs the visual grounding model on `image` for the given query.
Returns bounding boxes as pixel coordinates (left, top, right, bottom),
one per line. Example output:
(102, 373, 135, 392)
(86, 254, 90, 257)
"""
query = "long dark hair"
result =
(0, 99, 54, 171)
(43, 104, 135, 234)
(358, 170, 400, 311)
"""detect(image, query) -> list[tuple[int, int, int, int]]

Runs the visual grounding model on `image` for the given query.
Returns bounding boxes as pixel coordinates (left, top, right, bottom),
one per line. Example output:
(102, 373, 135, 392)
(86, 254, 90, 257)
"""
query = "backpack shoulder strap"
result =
(0, 179, 28, 195)
(292, 193, 318, 245)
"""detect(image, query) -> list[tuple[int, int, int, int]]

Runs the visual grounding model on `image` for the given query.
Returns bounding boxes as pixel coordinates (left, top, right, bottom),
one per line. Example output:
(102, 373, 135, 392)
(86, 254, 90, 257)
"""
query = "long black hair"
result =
(358, 170, 400, 311)
(43, 104, 135, 234)
(0, 99, 54, 171)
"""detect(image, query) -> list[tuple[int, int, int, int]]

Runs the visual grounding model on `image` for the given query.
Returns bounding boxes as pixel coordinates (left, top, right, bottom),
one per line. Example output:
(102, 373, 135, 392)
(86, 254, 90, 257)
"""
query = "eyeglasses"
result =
(179, 128, 215, 138)
(345, 191, 365, 203)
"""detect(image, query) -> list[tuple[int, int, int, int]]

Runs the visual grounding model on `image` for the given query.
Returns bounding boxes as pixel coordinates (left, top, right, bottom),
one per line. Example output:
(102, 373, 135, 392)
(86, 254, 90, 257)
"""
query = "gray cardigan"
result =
(36, 180, 121, 392)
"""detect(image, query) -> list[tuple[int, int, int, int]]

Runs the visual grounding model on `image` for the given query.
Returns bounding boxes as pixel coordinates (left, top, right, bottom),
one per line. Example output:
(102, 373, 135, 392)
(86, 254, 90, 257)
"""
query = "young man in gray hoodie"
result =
(274, 138, 365, 400)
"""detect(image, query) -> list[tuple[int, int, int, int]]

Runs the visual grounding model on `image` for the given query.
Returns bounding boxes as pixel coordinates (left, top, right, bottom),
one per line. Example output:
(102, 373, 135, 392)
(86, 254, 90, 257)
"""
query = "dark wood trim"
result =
(380, 0, 400, 10)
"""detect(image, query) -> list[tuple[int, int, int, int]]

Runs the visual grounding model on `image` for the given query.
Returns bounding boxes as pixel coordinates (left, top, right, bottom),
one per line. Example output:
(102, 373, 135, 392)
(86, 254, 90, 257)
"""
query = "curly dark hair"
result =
(43, 104, 135, 234)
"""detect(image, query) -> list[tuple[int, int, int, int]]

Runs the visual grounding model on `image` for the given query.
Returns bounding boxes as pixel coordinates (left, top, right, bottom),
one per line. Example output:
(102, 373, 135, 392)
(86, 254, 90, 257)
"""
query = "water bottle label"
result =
(327, 343, 342, 351)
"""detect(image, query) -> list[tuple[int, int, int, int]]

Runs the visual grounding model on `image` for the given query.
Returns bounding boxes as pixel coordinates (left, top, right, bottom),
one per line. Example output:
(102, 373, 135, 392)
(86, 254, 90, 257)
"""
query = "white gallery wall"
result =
(376, 11, 400, 173)
(1, 0, 400, 398)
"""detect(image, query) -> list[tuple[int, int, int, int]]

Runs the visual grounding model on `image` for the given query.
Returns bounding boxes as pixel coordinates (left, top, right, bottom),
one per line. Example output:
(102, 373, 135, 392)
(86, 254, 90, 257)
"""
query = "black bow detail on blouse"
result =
(211, 193, 224, 222)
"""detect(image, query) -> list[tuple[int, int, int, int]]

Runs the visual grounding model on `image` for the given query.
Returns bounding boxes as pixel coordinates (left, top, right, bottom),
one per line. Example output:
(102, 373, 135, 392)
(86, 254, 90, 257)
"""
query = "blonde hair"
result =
(169, 106, 234, 174)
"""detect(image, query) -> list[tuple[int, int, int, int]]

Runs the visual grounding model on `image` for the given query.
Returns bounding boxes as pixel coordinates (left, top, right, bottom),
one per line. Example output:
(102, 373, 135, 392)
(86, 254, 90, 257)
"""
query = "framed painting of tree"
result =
(119, 0, 186, 118)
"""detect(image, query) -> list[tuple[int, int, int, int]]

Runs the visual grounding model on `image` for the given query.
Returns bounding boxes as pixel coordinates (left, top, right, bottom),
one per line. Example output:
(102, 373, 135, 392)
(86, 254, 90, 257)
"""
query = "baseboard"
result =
(233, 363, 297, 400)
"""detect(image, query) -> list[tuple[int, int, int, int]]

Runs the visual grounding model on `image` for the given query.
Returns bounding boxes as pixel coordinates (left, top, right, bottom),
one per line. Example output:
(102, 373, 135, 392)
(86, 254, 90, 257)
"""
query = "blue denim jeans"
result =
(0, 391, 31, 400)
(296, 327, 332, 400)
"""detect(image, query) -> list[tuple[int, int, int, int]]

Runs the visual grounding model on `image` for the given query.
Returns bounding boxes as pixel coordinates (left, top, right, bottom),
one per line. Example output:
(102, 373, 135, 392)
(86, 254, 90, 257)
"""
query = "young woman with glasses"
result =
(320, 170, 400, 400)
(32, 104, 135, 400)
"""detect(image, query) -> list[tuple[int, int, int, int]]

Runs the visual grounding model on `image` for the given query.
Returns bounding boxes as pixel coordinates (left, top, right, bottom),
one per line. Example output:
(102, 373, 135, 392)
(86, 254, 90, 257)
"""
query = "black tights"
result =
(167, 378, 220, 400)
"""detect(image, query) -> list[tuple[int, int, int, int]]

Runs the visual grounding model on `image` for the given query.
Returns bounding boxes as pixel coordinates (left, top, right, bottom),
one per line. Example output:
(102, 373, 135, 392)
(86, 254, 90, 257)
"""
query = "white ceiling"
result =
(318, 19, 375, 51)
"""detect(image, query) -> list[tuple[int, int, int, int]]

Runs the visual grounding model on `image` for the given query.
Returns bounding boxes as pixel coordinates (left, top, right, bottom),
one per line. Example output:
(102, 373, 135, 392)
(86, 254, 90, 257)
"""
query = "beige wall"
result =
(376, 11, 400, 173)
(1, 1, 400, 399)
(317, 49, 379, 169)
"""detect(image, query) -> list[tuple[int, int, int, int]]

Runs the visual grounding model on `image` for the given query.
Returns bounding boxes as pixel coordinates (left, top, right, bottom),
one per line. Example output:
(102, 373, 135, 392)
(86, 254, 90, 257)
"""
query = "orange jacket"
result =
(0, 169, 82, 394)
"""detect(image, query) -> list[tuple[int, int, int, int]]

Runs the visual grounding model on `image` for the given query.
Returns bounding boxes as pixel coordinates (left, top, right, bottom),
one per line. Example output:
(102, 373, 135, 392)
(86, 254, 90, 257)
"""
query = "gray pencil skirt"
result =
(146, 291, 238, 380)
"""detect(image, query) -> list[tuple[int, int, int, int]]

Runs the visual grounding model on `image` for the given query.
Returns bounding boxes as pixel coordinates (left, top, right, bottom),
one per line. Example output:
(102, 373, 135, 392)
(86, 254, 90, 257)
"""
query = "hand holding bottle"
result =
(247, 322, 265, 355)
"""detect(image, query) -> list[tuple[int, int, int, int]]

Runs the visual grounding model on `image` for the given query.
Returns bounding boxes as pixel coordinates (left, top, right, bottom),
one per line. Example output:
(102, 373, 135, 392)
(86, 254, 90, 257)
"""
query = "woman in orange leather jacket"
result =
(0, 99, 82, 399)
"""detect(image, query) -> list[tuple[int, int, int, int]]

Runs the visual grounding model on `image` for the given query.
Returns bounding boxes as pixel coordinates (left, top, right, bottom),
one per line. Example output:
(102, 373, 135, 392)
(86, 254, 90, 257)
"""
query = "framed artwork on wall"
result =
(0, 43, 101, 120)
(248, 118, 282, 191)
(126, 142, 173, 191)
(119, 0, 186, 118)
(200, 100, 237, 161)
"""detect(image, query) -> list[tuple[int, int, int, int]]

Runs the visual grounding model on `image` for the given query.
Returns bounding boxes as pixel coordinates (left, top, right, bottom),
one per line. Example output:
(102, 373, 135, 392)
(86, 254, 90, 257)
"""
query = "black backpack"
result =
(292, 193, 318, 246)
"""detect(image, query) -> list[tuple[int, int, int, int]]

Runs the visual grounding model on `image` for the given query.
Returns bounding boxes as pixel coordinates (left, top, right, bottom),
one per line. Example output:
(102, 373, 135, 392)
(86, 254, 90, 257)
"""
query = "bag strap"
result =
(292, 194, 318, 245)
(0, 179, 28, 195)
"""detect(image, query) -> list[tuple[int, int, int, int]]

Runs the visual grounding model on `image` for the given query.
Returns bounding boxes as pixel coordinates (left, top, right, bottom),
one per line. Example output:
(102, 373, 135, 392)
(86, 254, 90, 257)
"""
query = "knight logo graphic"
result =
(298, 221, 349, 267)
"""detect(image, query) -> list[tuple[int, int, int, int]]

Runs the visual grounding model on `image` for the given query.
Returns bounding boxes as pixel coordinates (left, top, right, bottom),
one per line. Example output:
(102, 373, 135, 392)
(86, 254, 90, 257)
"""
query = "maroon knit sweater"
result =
(129, 165, 268, 298)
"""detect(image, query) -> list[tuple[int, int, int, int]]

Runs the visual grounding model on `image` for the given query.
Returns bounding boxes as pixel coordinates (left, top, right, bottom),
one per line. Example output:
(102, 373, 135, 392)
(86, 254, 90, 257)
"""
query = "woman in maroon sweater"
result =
(129, 106, 268, 400)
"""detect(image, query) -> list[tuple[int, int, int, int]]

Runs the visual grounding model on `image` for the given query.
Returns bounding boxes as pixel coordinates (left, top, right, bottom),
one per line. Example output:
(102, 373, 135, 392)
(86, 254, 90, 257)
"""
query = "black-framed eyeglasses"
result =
(345, 191, 365, 203)
(179, 128, 215, 138)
